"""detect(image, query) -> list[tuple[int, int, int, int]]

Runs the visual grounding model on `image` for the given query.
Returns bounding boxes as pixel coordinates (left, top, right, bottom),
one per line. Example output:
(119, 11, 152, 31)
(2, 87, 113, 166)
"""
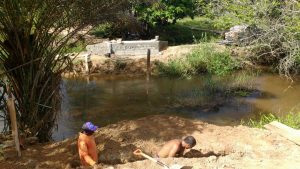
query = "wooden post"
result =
(6, 84, 21, 157)
(84, 53, 91, 74)
(146, 49, 151, 95)
(147, 49, 151, 81)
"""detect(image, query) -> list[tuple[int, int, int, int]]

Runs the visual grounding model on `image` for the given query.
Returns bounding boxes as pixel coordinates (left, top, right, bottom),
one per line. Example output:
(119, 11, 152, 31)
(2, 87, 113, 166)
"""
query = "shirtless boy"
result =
(78, 122, 99, 168)
(157, 136, 196, 158)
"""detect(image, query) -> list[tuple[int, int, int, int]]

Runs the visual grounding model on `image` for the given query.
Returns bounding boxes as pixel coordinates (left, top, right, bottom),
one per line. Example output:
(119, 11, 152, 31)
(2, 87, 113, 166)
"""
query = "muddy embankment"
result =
(1, 115, 300, 169)
(64, 45, 197, 76)
(64, 44, 255, 77)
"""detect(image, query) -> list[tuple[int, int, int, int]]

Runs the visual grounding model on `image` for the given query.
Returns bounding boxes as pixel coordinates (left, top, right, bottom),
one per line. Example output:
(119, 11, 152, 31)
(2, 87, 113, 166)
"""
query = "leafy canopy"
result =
(133, 0, 196, 26)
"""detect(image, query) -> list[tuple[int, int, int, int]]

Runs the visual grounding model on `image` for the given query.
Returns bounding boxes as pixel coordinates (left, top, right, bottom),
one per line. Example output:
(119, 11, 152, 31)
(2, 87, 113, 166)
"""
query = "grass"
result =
(189, 44, 239, 75)
(241, 112, 300, 129)
(153, 24, 219, 45)
(154, 16, 223, 45)
(88, 17, 222, 45)
(62, 40, 86, 54)
(157, 43, 240, 77)
(90, 23, 113, 38)
(155, 16, 228, 45)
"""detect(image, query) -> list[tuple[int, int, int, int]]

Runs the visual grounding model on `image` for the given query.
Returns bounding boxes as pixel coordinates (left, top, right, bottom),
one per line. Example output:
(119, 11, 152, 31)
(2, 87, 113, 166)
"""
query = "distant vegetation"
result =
(62, 41, 87, 54)
(90, 0, 300, 76)
(90, 16, 221, 45)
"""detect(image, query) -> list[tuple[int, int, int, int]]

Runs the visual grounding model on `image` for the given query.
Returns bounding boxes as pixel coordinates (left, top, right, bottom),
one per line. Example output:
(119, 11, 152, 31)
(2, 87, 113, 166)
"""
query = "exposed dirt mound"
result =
(1, 115, 300, 169)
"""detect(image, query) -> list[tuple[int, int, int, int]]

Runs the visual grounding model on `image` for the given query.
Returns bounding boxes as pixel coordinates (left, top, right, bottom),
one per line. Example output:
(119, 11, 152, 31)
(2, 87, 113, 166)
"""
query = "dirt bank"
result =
(65, 45, 198, 76)
(1, 115, 300, 169)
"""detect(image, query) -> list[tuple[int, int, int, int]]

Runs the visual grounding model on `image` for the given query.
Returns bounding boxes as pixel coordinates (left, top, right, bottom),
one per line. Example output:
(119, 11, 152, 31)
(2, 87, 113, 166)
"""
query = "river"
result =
(52, 72, 300, 140)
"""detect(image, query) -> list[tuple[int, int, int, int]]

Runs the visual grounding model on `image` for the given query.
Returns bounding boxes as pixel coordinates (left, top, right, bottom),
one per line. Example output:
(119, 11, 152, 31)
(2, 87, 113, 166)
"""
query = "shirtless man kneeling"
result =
(157, 136, 196, 158)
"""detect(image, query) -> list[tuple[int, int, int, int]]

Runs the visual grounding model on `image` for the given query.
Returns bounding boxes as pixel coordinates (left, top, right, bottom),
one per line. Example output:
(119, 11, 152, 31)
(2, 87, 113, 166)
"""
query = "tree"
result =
(204, 0, 300, 76)
(133, 0, 197, 26)
(0, 0, 128, 142)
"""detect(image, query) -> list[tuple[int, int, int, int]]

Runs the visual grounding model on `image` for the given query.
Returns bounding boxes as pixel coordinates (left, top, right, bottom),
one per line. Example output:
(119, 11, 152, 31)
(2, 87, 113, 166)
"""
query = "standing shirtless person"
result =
(157, 136, 196, 158)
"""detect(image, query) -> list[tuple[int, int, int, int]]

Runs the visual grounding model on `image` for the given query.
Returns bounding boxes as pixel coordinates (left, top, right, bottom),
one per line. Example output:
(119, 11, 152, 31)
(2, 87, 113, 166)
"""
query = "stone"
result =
(220, 25, 260, 46)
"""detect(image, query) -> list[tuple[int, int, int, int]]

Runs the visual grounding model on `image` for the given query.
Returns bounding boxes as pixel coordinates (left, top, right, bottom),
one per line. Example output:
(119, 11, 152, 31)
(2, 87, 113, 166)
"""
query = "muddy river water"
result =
(52, 73, 300, 140)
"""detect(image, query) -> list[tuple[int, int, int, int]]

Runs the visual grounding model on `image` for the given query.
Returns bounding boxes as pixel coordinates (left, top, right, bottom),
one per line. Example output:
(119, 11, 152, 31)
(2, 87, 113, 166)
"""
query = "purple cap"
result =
(82, 122, 98, 132)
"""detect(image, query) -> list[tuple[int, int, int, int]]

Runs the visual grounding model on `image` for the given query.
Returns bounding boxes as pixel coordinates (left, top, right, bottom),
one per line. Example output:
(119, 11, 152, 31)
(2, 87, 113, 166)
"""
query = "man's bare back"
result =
(157, 139, 184, 158)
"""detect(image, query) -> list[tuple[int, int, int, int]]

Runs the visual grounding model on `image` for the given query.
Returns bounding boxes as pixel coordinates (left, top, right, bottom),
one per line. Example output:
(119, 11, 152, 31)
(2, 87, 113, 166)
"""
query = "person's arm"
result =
(79, 141, 97, 166)
(168, 145, 179, 157)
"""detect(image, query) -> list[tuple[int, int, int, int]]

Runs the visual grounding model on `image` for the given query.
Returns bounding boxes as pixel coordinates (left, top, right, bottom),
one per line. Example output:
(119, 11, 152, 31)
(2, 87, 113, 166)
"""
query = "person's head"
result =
(182, 136, 196, 149)
(81, 122, 98, 136)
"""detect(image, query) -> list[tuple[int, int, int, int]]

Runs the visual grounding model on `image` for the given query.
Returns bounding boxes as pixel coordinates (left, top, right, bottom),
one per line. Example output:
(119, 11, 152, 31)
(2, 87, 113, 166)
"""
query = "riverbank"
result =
(64, 44, 197, 76)
(64, 43, 255, 77)
(1, 115, 300, 169)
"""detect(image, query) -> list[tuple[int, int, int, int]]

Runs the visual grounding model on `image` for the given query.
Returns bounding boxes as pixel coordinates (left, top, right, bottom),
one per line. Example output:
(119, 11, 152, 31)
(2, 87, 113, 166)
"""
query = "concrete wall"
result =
(86, 40, 168, 56)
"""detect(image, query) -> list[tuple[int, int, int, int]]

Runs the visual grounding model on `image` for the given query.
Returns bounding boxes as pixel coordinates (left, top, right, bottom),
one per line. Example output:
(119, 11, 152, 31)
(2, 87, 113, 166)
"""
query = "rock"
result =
(207, 155, 217, 163)
(104, 166, 114, 169)
(220, 25, 260, 46)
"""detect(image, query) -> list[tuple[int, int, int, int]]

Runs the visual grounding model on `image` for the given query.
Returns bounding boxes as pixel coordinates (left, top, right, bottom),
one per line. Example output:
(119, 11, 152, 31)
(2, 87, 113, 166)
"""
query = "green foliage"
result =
(203, 0, 300, 75)
(154, 24, 218, 45)
(242, 112, 300, 129)
(90, 18, 142, 39)
(157, 44, 239, 77)
(90, 23, 113, 37)
(133, 0, 196, 26)
(176, 17, 218, 30)
(156, 59, 191, 78)
(91, 16, 220, 45)
(187, 44, 239, 75)
(62, 40, 86, 54)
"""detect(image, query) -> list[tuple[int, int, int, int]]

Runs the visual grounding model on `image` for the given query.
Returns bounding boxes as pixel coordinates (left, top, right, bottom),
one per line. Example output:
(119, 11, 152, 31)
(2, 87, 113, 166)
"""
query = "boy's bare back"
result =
(157, 139, 183, 158)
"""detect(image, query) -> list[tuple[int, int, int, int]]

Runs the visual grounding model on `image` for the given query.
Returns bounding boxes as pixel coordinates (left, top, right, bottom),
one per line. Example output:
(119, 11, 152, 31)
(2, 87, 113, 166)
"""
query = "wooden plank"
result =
(6, 85, 21, 157)
(146, 49, 151, 82)
(264, 121, 300, 146)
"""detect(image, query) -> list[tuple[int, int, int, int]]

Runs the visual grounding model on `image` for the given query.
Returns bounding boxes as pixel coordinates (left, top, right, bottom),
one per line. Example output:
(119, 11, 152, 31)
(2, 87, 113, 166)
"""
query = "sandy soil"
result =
(1, 115, 300, 169)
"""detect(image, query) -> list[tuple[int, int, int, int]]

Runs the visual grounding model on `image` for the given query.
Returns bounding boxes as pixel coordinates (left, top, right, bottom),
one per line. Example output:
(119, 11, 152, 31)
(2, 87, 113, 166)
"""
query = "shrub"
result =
(187, 44, 239, 75)
(157, 43, 239, 77)
(156, 59, 193, 78)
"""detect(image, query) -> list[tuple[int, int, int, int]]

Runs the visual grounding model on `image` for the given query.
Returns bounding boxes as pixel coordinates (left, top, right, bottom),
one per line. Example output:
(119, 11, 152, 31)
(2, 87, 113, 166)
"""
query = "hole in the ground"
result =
(184, 149, 228, 158)
(181, 166, 193, 169)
